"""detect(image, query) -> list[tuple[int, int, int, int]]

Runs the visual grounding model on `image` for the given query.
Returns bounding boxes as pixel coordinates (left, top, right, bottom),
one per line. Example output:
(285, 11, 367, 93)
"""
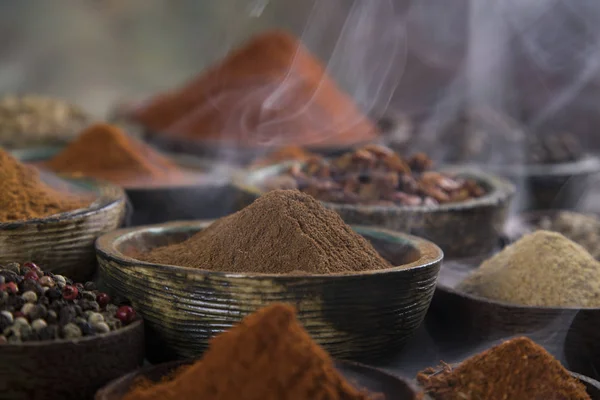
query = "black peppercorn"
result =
(79, 299, 100, 312)
(8, 296, 25, 311)
(81, 291, 96, 302)
(76, 320, 95, 337)
(45, 287, 62, 301)
(74, 305, 84, 317)
(21, 280, 43, 296)
(50, 299, 67, 313)
(4, 262, 20, 275)
(59, 306, 76, 326)
(28, 304, 47, 321)
(46, 310, 58, 324)
(0, 270, 18, 283)
(83, 282, 97, 291)
(0, 312, 12, 331)
(38, 325, 58, 341)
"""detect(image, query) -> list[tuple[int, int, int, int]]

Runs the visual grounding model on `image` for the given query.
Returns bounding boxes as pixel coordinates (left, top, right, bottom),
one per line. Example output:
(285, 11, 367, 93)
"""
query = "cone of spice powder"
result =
(122, 303, 383, 400)
(417, 336, 591, 400)
(137, 189, 392, 274)
(0, 148, 92, 222)
(130, 30, 379, 148)
(45, 123, 187, 187)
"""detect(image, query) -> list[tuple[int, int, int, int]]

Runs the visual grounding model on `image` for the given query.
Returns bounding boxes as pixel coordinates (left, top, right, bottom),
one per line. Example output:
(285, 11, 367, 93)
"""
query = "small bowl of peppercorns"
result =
(235, 145, 515, 258)
(0, 261, 144, 400)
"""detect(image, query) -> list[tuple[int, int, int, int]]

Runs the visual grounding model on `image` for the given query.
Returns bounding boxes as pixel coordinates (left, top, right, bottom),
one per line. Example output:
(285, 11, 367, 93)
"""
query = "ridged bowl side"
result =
(234, 164, 515, 259)
(0, 319, 144, 400)
(96, 221, 443, 363)
(95, 359, 421, 400)
(0, 178, 128, 282)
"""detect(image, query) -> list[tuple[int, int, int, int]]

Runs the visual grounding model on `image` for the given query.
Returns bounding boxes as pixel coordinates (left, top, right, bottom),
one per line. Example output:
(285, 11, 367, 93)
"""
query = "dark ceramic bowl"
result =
(0, 174, 128, 282)
(95, 359, 421, 400)
(487, 155, 600, 211)
(11, 147, 238, 226)
(95, 221, 443, 363)
(425, 271, 600, 381)
(234, 163, 515, 259)
(0, 319, 144, 400)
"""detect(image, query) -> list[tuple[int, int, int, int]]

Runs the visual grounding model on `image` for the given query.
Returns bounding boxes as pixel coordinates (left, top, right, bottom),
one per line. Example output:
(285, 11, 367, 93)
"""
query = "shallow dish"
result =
(96, 221, 443, 363)
(234, 163, 515, 259)
(425, 267, 600, 381)
(95, 359, 421, 400)
(0, 319, 144, 400)
(0, 174, 128, 282)
(12, 147, 238, 226)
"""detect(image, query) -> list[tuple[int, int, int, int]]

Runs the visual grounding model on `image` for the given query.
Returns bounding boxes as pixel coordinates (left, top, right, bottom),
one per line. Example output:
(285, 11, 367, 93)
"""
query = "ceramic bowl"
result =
(95, 221, 443, 363)
(425, 267, 600, 381)
(95, 359, 421, 400)
(12, 147, 238, 226)
(233, 163, 515, 259)
(487, 155, 600, 211)
(0, 174, 128, 282)
(0, 319, 144, 400)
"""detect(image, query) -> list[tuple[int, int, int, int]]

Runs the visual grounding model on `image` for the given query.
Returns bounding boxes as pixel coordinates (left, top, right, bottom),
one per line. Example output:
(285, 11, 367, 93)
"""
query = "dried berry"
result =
(0, 282, 18, 295)
(62, 285, 78, 301)
(96, 293, 111, 309)
(115, 306, 136, 324)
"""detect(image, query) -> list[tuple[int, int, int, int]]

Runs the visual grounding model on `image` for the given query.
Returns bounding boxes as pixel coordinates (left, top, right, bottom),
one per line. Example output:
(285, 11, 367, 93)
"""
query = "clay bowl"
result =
(95, 359, 421, 400)
(95, 221, 443, 363)
(233, 163, 515, 259)
(0, 318, 144, 400)
(425, 265, 600, 381)
(0, 172, 128, 282)
(487, 155, 600, 211)
(12, 147, 239, 226)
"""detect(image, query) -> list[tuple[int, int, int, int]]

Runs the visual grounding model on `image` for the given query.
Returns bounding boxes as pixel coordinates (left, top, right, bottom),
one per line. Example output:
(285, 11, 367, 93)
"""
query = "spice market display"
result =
(0, 148, 93, 222)
(1, 14, 600, 400)
(44, 123, 194, 187)
(128, 30, 379, 149)
(0, 261, 136, 343)
(121, 303, 383, 400)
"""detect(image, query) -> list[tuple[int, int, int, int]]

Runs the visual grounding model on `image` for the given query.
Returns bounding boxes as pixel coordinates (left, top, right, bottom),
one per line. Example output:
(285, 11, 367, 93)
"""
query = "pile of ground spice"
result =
(130, 30, 379, 148)
(417, 336, 590, 400)
(123, 303, 382, 400)
(0, 149, 92, 222)
(457, 230, 600, 307)
(139, 190, 392, 274)
(45, 123, 186, 187)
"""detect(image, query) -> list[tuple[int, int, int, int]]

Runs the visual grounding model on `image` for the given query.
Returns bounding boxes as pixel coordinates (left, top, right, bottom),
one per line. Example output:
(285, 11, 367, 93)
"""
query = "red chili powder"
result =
(45, 123, 188, 187)
(130, 30, 379, 148)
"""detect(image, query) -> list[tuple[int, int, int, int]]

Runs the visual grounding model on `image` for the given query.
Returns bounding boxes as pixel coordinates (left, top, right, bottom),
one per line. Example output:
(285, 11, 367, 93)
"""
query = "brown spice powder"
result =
(139, 190, 392, 274)
(417, 337, 590, 400)
(0, 149, 92, 222)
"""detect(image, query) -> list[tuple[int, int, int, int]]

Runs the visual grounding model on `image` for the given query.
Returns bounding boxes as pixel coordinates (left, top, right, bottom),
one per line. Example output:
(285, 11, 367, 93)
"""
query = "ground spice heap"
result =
(130, 30, 378, 148)
(123, 303, 381, 400)
(45, 123, 185, 187)
(457, 230, 600, 307)
(0, 149, 91, 222)
(417, 336, 590, 400)
(139, 190, 391, 274)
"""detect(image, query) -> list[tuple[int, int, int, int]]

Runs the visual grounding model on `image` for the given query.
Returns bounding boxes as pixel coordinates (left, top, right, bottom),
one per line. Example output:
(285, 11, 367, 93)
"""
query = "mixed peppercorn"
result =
(265, 145, 486, 206)
(0, 262, 136, 343)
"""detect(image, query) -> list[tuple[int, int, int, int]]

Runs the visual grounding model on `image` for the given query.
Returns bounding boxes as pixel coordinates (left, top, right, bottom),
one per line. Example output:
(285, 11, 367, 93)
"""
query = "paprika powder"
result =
(130, 30, 379, 148)
(45, 123, 187, 187)
(123, 303, 381, 400)
(417, 336, 591, 400)
(0, 149, 92, 222)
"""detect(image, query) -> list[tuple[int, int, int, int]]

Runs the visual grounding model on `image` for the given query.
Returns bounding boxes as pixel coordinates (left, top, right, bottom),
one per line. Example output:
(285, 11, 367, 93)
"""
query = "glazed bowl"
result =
(0, 174, 128, 282)
(96, 221, 443, 363)
(233, 163, 515, 259)
(12, 147, 238, 226)
(487, 155, 600, 211)
(95, 359, 421, 400)
(0, 319, 144, 400)
(425, 261, 600, 381)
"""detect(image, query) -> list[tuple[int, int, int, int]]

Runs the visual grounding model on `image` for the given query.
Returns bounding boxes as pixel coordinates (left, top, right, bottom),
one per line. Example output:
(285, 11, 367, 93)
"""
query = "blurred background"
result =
(0, 0, 598, 146)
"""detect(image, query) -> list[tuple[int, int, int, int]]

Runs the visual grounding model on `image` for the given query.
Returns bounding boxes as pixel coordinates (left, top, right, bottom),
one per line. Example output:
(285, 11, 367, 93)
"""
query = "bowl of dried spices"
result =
(426, 230, 600, 380)
(96, 304, 421, 400)
(234, 145, 515, 259)
(0, 261, 144, 400)
(96, 190, 443, 364)
(416, 337, 597, 400)
(12, 123, 239, 226)
(0, 148, 128, 282)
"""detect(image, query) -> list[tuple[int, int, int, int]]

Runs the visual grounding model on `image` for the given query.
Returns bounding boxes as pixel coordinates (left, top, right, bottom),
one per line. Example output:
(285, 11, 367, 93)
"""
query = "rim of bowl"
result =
(11, 146, 235, 190)
(0, 318, 143, 348)
(96, 220, 444, 279)
(437, 281, 600, 312)
(480, 154, 600, 177)
(234, 162, 516, 214)
(0, 176, 126, 228)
